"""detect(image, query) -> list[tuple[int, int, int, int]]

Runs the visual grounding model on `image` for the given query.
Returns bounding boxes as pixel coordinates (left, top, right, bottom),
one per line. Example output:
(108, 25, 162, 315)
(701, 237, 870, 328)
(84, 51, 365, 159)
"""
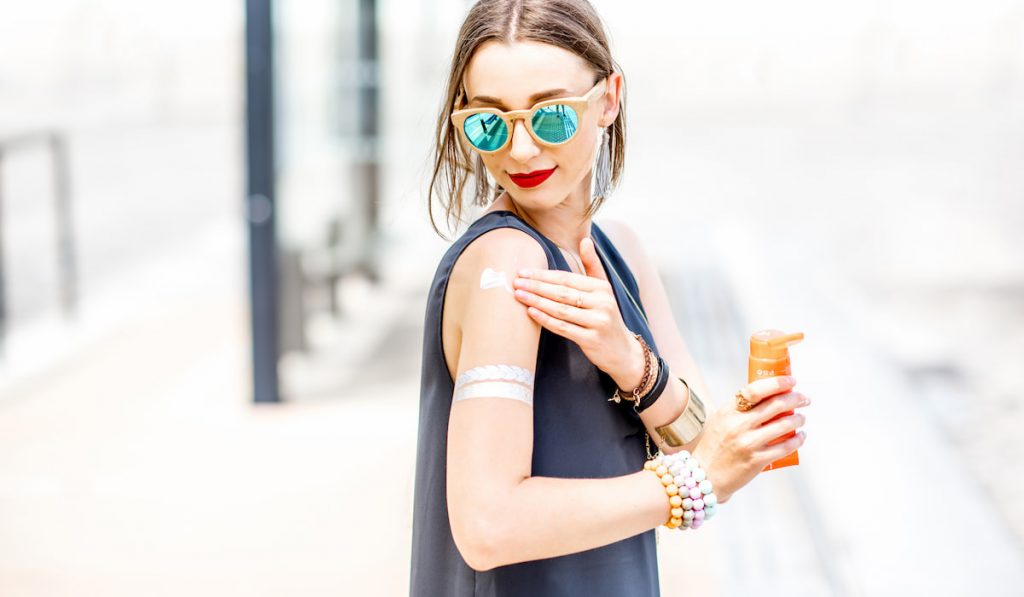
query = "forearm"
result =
(610, 340, 701, 456)
(638, 375, 702, 455)
(480, 468, 670, 570)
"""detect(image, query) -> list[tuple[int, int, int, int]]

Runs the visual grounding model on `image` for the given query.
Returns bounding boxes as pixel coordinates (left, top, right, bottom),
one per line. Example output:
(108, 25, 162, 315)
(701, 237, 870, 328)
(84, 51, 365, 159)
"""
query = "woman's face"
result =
(462, 40, 620, 210)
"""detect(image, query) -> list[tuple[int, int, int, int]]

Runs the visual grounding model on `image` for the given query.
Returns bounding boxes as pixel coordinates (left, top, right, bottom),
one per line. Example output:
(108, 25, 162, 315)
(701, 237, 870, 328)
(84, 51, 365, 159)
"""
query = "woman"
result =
(410, 1, 811, 595)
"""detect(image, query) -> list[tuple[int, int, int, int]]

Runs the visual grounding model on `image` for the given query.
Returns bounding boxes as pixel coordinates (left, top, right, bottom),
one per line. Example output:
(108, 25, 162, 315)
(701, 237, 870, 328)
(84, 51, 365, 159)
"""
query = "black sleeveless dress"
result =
(410, 209, 661, 596)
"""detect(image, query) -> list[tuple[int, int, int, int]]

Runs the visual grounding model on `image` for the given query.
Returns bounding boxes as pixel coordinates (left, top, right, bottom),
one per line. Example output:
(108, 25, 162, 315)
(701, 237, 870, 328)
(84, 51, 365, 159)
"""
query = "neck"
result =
(498, 189, 593, 258)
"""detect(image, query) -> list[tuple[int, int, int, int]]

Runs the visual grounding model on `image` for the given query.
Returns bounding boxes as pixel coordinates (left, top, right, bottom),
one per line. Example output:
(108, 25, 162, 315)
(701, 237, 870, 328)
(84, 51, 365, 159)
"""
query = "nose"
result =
(508, 118, 540, 163)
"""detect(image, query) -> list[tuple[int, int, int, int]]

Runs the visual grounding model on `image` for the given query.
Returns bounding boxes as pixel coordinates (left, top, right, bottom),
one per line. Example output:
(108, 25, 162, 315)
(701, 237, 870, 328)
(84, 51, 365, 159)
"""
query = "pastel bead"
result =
(661, 473, 674, 485)
(689, 487, 702, 500)
(669, 464, 683, 476)
(673, 475, 687, 486)
(683, 510, 695, 521)
(684, 477, 697, 488)
(704, 494, 717, 508)
(671, 507, 684, 518)
(693, 498, 704, 510)
(682, 498, 693, 510)
(676, 451, 691, 461)
(699, 480, 713, 495)
(694, 509, 706, 520)
(686, 459, 700, 471)
(669, 495, 683, 507)
(656, 466, 668, 477)
(692, 468, 706, 482)
(644, 460, 656, 471)
(665, 484, 679, 496)
(669, 517, 682, 527)
(691, 519, 703, 529)
(704, 504, 717, 518)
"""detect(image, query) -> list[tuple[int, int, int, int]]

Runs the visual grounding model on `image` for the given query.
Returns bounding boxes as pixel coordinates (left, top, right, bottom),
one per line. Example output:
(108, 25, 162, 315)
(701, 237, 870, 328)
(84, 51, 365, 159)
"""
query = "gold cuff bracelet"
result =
(653, 377, 707, 447)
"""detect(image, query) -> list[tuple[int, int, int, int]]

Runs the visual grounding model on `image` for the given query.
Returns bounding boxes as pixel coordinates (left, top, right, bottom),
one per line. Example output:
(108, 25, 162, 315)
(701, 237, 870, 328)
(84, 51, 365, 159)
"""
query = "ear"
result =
(597, 72, 623, 128)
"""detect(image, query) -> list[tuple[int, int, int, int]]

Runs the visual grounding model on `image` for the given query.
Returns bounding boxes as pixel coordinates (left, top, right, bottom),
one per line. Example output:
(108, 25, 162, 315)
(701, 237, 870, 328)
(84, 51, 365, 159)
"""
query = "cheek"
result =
(556, 132, 599, 175)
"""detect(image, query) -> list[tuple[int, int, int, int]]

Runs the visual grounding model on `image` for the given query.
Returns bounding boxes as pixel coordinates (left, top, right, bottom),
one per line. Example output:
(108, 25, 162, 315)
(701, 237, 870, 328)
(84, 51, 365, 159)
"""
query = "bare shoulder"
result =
(450, 226, 549, 292)
(593, 217, 651, 284)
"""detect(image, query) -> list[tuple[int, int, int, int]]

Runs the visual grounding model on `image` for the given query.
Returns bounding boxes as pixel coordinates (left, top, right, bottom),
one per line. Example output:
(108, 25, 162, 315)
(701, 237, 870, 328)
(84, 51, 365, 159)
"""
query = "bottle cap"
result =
(750, 329, 804, 360)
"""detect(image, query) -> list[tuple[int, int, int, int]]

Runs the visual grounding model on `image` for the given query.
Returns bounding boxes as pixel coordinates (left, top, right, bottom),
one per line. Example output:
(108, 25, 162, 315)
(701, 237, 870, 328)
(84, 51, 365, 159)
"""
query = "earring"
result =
(591, 127, 612, 202)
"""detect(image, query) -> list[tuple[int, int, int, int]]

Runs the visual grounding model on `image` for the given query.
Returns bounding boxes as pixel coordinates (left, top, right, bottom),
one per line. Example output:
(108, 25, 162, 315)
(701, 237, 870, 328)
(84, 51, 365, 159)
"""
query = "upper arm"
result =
(596, 218, 712, 404)
(445, 227, 549, 570)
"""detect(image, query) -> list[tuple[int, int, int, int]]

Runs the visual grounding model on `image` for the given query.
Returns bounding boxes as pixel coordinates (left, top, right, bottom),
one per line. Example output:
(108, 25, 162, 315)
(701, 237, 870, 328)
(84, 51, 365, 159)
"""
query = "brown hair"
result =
(427, 0, 627, 240)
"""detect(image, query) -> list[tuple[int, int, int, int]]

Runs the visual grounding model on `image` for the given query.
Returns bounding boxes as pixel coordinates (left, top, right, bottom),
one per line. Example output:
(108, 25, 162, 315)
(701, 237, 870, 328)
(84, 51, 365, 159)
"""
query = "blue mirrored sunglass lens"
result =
(463, 113, 508, 151)
(531, 104, 579, 144)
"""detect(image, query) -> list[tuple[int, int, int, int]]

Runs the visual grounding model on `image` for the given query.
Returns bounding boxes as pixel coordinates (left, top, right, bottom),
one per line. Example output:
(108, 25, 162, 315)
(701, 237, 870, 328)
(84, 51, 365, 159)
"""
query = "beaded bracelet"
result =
(643, 450, 719, 530)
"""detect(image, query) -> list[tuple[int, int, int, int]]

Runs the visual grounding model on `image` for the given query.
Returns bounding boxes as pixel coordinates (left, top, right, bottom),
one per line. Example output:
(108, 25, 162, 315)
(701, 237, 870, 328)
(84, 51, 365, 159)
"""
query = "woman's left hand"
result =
(512, 236, 640, 387)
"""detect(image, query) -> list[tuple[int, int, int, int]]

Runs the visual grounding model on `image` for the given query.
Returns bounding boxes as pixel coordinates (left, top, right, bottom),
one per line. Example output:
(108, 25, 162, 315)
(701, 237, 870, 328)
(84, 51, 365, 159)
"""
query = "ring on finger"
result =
(735, 390, 756, 412)
(575, 292, 583, 308)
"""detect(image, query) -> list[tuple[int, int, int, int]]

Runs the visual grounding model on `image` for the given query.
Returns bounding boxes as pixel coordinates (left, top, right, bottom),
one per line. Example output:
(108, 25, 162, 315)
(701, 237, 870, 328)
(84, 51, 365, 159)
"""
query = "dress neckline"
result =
(481, 209, 600, 276)
(480, 209, 598, 243)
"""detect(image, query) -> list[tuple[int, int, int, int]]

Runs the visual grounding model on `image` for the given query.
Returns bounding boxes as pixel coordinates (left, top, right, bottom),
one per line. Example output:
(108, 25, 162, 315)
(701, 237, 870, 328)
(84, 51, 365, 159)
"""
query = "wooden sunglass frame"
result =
(450, 79, 608, 154)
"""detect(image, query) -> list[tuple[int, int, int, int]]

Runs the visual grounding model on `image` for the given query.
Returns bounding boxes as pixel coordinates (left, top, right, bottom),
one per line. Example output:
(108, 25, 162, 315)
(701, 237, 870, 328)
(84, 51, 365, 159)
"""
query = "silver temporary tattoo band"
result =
(453, 364, 535, 406)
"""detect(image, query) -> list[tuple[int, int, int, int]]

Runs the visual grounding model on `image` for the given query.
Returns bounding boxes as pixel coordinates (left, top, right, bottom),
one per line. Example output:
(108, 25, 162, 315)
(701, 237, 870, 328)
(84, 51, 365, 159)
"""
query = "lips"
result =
(508, 166, 556, 188)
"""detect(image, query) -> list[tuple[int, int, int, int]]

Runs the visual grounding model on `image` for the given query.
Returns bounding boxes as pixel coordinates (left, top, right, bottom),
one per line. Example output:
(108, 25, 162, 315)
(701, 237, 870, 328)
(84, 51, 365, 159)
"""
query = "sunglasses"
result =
(451, 79, 607, 153)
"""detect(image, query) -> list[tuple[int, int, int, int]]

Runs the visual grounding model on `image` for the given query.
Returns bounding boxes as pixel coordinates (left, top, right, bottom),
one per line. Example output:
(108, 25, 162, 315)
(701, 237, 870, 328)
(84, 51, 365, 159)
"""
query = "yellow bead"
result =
(671, 507, 684, 518)
(670, 516, 683, 527)
(665, 484, 679, 496)
(655, 466, 668, 477)
(644, 460, 655, 471)
(660, 473, 674, 485)
(669, 495, 683, 507)
(665, 519, 678, 529)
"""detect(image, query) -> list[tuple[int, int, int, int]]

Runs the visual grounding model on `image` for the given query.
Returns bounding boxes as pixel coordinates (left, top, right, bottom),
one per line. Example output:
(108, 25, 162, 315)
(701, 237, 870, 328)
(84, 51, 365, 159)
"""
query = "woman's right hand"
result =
(691, 376, 810, 504)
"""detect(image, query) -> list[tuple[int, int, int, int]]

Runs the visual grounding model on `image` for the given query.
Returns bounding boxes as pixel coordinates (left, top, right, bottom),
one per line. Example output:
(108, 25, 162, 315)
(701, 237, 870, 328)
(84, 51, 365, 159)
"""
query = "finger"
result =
(750, 391, 809, 426)
(739, 375, 796, 407)
(579, 237, 609, 282)
(758, 429, 806, 464)
(516, 267, 605, 292)
(748, 412, 806, 449)
(514, 278, 598, 306)
(514, 289, 601, 328)
(525, 305, 589, 341)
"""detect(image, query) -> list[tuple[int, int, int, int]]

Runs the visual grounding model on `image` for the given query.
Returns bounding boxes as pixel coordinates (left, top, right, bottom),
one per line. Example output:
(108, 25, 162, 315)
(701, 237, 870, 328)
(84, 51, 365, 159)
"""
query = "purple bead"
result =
(694, 509, 706, 520)
(693, 498, 704, 510)
(689, 487, 702, 500)
(691, 519, 703, 529)
(684, 477, 697, 488)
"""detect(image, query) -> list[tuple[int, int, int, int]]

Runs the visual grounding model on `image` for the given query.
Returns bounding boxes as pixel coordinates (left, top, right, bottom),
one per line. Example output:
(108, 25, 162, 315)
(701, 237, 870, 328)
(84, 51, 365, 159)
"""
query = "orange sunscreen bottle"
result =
(748, 330, 805, 471)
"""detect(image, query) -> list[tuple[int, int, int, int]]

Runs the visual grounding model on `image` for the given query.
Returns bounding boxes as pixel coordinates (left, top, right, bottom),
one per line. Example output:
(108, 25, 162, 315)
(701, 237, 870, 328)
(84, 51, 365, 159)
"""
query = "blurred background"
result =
(0, 0, 1022, 595)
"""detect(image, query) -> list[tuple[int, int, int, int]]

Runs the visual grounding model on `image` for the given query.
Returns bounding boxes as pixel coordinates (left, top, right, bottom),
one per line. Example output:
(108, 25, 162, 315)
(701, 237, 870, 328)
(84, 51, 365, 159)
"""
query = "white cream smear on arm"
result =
(479, 267, 513, 294)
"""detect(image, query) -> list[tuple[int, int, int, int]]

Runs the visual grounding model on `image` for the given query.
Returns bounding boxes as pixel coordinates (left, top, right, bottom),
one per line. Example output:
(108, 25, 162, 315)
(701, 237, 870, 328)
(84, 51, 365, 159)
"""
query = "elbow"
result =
(450, 506, 505, 572)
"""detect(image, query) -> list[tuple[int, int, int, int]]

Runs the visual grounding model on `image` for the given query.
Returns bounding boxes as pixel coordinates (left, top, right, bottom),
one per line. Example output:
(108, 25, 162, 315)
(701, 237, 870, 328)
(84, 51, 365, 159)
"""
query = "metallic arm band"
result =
(653, 377, 707, 447)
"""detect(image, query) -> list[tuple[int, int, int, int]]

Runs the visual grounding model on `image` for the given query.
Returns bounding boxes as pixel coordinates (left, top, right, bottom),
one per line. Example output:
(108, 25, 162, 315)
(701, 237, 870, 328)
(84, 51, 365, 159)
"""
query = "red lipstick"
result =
(508, 167, 556, 188)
